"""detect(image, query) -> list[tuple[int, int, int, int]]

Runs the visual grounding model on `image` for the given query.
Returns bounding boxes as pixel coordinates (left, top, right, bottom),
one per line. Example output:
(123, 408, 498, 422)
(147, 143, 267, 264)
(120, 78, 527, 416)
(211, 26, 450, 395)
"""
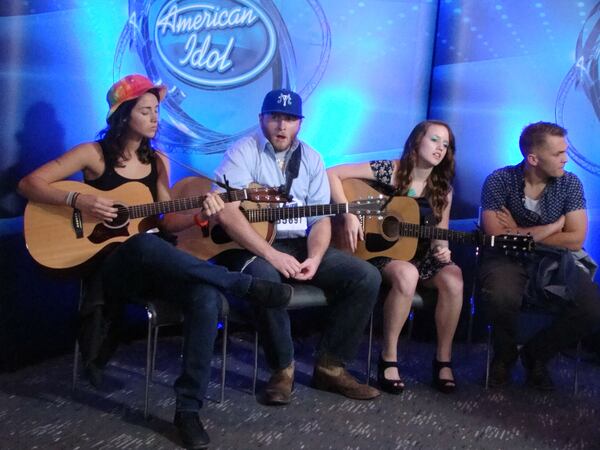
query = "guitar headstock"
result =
(244, 186, 290, 203)
(489, 234, 535, 255)
(348, 197, 386, 216)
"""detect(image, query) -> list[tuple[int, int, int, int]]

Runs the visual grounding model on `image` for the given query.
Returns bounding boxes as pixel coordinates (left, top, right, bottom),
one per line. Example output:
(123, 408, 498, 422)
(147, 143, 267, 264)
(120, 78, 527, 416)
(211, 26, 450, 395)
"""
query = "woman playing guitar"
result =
(327, 120, 463, 395)
(17, 74, 292, 449)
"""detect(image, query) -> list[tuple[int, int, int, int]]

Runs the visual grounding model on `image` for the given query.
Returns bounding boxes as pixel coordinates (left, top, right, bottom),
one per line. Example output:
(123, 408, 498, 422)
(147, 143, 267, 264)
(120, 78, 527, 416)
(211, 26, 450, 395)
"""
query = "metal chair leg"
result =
(151, 326, 160, 379)
(485, 324, 492, 389)
(220, 315, 228, 403)
(72, 281, 85, 390)
(72, 339, 80, 390)
(574, 340, 581, 395)
(252, 331, 259, 395)
(144, 312, 154, 420)
(466, 294, 475, 356)
(406, 309, 414, 341)
(366, 313, 373, 385)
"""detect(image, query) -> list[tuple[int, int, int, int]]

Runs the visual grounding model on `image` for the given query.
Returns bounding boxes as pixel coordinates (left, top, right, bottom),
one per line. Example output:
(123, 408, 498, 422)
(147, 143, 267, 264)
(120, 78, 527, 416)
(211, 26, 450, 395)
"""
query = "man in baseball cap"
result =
(214, 88, 382, 406)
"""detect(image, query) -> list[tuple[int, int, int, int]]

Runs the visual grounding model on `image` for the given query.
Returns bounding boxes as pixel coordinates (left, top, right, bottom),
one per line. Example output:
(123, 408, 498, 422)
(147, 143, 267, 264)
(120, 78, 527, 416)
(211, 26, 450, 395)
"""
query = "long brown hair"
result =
(96, 88, 161, 169)
(395, 120, 456, 222)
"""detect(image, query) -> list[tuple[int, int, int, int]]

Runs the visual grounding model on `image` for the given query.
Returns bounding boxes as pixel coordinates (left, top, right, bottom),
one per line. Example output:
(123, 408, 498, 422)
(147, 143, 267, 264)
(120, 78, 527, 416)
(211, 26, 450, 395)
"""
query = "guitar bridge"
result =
(72, 209, 83, 239)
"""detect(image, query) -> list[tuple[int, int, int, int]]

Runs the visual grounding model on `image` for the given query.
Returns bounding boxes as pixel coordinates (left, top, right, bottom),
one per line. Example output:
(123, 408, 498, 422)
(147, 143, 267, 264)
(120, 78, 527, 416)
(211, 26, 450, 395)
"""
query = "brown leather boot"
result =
(262, 363, 294, 405)
(312, 358, 380, 400)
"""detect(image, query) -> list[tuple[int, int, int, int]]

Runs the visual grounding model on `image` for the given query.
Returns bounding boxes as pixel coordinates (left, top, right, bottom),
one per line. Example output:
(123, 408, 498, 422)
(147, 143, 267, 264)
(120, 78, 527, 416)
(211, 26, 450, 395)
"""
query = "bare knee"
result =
(384, 261, 419, 296)
(435, 265, 463, 299)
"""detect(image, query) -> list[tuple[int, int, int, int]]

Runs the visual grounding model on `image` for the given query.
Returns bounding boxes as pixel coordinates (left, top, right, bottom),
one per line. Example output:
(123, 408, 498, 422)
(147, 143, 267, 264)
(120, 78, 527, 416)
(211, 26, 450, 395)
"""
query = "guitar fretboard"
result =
(396, 223, 532, 252)
(245, 203, 349, 222)
(398, 222, 479, 244)
(120, 190, 250, 219)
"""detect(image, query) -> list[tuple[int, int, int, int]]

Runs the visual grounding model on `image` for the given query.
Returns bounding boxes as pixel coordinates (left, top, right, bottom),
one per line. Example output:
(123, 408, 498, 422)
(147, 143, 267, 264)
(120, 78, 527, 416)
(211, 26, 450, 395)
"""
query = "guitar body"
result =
(336, 178, 421, 261)
(24, 180, 156, 270)
(173, 178, 275, 261)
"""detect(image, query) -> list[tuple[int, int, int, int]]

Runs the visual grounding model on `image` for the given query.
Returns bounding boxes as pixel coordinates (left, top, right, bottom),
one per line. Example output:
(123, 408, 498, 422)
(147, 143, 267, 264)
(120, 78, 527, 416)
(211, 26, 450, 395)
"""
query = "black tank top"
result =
(85, 140, 159, 201)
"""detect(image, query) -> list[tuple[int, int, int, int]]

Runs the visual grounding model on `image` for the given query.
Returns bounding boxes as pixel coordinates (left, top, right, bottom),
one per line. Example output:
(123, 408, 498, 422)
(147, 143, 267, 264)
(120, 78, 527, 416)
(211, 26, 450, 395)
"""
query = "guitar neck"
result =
(127, 190, 247, 219)
(399, 223, 479, 244)
(244, 203, 349, 223)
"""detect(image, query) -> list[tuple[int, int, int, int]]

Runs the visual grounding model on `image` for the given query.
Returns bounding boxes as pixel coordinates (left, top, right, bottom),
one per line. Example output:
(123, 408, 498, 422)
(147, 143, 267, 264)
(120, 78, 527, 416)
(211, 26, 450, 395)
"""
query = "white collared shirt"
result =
(215, 133, 330, 238)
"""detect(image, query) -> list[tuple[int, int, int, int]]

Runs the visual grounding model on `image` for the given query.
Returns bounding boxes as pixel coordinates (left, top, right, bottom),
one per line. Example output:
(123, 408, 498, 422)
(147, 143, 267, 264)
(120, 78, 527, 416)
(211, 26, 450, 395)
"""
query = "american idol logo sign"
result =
(154, 0, 277, 88)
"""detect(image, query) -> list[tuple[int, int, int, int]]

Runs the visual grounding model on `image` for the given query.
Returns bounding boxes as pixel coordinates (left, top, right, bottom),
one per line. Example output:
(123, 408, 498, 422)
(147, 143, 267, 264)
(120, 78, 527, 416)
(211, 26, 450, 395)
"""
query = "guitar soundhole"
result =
(365, 233, 396, 252)
(381, 216, 399, 240)
(211, 225, 233, 245)
(104, 202, 130, 229)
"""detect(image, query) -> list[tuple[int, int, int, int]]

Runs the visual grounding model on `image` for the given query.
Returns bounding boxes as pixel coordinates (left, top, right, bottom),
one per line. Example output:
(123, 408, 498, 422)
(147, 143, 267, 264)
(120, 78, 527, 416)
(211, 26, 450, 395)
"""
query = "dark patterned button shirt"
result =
(481, 161, 586, 227)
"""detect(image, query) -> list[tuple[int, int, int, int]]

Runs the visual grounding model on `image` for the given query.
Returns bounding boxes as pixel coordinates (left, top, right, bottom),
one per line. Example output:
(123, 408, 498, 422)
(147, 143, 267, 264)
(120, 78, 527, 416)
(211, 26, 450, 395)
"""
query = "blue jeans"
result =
(101, 233, 253, 411)
(216, 238, 381, 371)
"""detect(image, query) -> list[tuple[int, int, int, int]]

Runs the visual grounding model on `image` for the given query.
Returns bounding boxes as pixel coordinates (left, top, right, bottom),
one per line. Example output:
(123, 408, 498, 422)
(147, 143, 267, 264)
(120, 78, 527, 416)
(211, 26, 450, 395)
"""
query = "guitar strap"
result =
(283, 143, 302, 201)
(365, 179, 398, 196)
(155, 151, 239, 193)
(216, 145, 300, 276)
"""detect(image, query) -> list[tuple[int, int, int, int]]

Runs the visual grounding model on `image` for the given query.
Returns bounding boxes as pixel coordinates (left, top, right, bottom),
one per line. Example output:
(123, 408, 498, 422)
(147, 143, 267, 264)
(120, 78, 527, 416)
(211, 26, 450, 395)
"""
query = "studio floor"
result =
(1, 333, 599, 450)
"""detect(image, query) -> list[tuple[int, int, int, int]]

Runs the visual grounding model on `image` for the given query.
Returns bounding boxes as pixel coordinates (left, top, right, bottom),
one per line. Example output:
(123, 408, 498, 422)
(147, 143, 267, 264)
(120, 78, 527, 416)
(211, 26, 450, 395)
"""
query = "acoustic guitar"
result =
(23, 178, 286, 270)
(334, 178, 534, 261)
(173, 176, 385, 261)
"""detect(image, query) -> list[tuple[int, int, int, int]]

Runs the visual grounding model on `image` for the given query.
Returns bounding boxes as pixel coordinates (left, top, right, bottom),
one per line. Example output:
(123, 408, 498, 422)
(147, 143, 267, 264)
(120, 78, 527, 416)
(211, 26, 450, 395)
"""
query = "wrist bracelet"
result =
(71, 192, 80, 208)
(65, 191, 75, 206)
(193, 214, 209, 227)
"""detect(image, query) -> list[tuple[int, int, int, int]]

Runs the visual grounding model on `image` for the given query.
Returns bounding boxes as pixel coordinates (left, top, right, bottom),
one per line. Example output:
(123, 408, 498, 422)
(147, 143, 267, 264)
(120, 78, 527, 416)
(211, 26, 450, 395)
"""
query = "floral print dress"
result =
(368, 160, 452, 280)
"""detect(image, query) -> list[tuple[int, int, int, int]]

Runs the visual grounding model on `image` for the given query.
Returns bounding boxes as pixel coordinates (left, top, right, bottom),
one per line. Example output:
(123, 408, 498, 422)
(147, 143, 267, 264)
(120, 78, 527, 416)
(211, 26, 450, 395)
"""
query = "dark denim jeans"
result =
(479, 252, 600, 362)
(216, 238, 381, 371)
(101, 233, 253, 412)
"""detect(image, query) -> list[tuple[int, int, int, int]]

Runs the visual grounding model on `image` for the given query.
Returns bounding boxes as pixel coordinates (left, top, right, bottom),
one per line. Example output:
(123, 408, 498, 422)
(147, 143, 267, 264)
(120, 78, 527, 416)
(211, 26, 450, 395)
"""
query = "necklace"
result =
(275, 150, 289, 173)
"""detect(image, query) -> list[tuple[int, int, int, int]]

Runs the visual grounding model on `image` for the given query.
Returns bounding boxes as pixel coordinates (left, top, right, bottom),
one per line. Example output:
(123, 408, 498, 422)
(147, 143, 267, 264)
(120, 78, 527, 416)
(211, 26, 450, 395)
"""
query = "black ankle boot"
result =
(174, 411, 210, 449)
(377, 355, 404, 394)
(520, 348, 555, 391)
(488, 358, 512, 388)
(432, 359, 456, 394)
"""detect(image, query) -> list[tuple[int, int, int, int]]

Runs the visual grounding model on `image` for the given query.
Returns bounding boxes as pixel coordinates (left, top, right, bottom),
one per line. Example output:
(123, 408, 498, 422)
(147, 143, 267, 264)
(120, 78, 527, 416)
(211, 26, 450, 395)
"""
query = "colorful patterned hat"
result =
(106, 74, 167, 119)
(261, 89, 303, 118)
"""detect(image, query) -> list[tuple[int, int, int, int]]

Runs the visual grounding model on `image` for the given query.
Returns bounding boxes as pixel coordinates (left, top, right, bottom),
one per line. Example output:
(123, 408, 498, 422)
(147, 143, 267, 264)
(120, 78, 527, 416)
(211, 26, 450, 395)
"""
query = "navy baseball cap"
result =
(261, 89, 304, 118)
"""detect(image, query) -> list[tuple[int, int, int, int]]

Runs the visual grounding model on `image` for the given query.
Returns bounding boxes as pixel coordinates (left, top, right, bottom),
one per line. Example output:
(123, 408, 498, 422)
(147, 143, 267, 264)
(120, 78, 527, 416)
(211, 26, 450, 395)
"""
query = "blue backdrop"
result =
(0, 0, 598, 261)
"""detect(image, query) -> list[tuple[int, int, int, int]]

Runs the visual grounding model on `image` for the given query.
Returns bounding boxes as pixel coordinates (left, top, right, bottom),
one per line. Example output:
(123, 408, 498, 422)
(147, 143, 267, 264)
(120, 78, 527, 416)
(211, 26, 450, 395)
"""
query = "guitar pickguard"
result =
(88, 223, 130, 244)
(210, 224, 234, 245)
(365, 233, 397, 252)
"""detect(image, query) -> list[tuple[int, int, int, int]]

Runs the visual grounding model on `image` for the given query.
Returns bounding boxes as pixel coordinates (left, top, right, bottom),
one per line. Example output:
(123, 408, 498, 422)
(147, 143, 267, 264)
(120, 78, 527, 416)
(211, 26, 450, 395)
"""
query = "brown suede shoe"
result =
(311, 364, 380, 400)
(262, 365, 294, 405)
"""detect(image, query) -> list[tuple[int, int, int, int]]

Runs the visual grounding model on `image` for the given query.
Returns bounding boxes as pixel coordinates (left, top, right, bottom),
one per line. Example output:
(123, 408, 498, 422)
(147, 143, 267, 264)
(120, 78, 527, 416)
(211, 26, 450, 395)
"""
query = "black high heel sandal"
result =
(377, 356, 405, 394)
(432, 359, 456, 394)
